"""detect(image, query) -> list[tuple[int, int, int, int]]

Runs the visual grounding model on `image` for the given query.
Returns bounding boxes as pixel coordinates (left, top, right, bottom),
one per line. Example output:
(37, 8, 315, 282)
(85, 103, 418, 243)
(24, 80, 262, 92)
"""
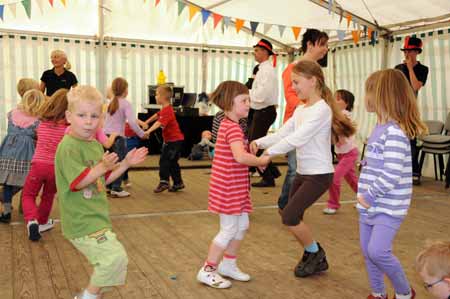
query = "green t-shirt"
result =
(55, 135, 112, 239)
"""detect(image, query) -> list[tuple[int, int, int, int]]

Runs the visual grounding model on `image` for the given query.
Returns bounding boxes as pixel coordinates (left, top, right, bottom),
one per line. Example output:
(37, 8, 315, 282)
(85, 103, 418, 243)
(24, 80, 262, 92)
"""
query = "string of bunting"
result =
(0, 0, 378, 45)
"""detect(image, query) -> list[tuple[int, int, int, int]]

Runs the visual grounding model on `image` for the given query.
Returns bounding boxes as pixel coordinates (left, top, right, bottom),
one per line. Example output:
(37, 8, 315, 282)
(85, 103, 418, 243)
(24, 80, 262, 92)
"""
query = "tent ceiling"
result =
(191, 0, 450, 29)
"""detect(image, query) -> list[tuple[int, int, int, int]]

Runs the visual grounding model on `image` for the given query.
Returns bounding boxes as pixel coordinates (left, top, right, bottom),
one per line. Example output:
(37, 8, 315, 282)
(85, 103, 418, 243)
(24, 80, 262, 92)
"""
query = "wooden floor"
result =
(1, 156, 449, 298)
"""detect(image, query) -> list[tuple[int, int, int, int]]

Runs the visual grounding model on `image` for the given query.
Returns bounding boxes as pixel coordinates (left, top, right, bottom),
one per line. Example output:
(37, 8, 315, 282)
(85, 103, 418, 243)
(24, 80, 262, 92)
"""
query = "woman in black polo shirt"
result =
(40, 50, 78, 96)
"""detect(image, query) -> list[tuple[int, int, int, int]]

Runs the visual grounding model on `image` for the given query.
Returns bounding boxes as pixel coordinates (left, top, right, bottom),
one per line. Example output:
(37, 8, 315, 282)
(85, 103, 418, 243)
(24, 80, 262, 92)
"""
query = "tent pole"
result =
(98, 0, 106, 95)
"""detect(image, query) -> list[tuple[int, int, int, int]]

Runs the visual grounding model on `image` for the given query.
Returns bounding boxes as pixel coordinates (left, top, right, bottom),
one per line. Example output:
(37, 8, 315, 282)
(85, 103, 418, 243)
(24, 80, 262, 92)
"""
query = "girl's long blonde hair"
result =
(20, 89, 45, 117)
(365, 69, 427, 139)
(108, 77, 128, 116)
(292, 60, 356, 141)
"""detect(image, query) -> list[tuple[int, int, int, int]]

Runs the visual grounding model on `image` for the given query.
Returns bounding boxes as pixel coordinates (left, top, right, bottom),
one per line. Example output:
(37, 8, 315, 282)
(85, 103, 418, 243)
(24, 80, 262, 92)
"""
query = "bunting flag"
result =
(21, 0, 31, 18)
(337, 30, 346, 41)
(292, 26, 301, 40)
(235, 18, 244, 33)
(36, 0, 45, 14)
(263, 23, 272, 34)
(346, 14, 352, 28)
(328, 0, 332, 14)
(223, 16, 230, 28)
(370, 31, 377, 46)
(155, 0, 160, 6)
(351, 30, 361, 44)
(188, 5, 200, 21)
(250, 21, 259, 36)
(0, 5, 4, 21)
(363, 25, 367, 37)
(368, 27, 373, 40)
(60, 0, 66, 6)
(201, 8, 210, 25)
(339, 10, 343, 24)
(278, 25, 286, 37)
(49, 0, 53, 6)
(8, 2, 16, 18)
(177, 1, 186, 16)
(212, 13, 222, 29)
(166, 0, 175, 12)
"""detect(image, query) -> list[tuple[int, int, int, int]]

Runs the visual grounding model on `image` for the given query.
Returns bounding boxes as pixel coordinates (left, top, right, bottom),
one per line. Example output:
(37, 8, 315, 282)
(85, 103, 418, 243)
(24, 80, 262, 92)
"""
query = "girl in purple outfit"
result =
(357, 69, 427, 299)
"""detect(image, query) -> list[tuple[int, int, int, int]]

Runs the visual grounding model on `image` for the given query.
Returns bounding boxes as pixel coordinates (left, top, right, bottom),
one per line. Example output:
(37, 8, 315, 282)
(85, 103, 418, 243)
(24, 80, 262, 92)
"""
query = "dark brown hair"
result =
(39, 88, 68, 122)
(108, 77, 128, 115)
(210, 81, 249, 111)
(301, 29, 329, 54)
(336, 89, 355, 112)
(292, 60, 356, 141)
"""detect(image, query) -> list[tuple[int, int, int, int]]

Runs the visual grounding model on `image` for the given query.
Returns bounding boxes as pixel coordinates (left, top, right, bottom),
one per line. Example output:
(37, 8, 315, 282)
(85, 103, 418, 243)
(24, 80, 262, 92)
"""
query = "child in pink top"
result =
(0, 88, 44, 223)
(323, 89, 359, 214)
(196, 81, 270, 289)
(22, 89, 69, 241)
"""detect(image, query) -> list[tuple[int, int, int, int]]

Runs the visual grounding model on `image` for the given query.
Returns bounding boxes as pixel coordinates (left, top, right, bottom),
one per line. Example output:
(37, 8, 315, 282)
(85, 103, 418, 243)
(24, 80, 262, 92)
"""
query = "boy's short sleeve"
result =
(56, 143, 93, 191)
(158, 106, 175, 127)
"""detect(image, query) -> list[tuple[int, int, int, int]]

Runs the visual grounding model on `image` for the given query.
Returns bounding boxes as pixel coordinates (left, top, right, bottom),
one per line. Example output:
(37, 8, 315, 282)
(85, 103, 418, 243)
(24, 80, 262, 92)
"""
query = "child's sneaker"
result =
(218, 261, 251, 281)
(0, 212, 11, 223)
(27, 220, 41, 241)
(294, 243, 328, 277)
(39, 219, 55, 233)
(323, 207, 337, 215)
(393, 288, 415, 299)
(110, 190, 130, 198)
(153, 182, 169, 193)
(367, 294, 388, 299)
(168, 183, 185, 192)
(197, 266, 232, 289)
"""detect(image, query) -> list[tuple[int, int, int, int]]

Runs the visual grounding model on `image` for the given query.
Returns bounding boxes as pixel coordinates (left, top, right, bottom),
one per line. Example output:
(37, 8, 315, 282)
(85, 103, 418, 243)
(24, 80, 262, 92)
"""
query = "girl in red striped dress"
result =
(197, 81, 270, 289)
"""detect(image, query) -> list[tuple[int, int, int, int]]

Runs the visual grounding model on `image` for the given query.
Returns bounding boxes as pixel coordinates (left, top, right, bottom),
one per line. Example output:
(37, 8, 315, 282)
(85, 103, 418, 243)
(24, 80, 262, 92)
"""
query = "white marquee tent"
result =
(1, 0, 450, 174)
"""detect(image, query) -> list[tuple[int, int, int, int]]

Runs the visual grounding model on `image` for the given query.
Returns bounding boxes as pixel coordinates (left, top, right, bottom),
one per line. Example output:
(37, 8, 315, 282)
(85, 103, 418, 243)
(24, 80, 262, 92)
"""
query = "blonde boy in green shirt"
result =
(55, 86, 148, 299)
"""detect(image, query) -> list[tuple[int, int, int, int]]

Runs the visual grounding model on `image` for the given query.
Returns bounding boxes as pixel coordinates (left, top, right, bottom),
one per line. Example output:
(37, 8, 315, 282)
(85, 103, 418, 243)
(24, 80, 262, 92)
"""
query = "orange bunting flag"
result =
(49, 0, 53, 6)
(346, 14, 352, 28)
(368, 27, 373, 39)
(188, 5, 200, 21)
(235, 19, 244, 33)
(292, 26, 301, 40)
(351, 30, 361, 44)
(213, 13, 223, 29)
(155, 0, 160, 6)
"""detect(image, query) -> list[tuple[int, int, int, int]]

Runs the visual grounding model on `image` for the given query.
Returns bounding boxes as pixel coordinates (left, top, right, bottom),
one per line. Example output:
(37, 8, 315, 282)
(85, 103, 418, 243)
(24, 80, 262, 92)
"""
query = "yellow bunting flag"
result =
(235, 18, 244, 33)
(351, 30, 361, 44)
(292, 26, 301, 40)
(188, 5, 200, 21)
(60, 0, 66, 6)
(346, 14, 352, 28)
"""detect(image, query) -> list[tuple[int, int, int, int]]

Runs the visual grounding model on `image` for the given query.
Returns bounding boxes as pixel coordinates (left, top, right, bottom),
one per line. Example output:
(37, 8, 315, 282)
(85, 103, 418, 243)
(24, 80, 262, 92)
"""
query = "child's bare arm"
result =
(230, 141, 271, 167)
(145, 121, 162, 136)
(102, 133, 118, 149)
(105, 147, 148, 184)
(145, 114, 159, 124)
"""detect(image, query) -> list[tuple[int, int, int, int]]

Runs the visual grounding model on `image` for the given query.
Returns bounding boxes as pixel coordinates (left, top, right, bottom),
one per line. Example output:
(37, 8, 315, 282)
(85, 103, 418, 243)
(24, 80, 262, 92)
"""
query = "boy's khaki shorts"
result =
(70, 230, 128, 287)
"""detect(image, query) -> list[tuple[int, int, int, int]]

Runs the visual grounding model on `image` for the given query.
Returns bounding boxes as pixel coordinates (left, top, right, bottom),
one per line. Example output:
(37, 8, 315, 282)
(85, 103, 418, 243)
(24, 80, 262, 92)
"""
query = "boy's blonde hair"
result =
(51, 49, 71, 70)
(210, 81, 248, 112)
(19, 89, 45, 117)
(416, 241, 450, 278)
(157, 84, 173, 100)
(17, 78, 39, 97)
(365, 69, 428, 139)
(67, 85, 103, 112)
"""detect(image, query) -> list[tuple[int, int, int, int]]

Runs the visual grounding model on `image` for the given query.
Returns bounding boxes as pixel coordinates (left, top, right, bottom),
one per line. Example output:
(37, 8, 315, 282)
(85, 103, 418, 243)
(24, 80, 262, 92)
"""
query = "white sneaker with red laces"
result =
(197, 266, 232, 288)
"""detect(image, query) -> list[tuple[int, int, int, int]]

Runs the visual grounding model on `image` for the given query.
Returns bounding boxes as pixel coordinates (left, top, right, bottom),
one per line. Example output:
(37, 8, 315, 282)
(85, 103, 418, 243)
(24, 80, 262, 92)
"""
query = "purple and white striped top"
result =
(357, 121, 412, 219)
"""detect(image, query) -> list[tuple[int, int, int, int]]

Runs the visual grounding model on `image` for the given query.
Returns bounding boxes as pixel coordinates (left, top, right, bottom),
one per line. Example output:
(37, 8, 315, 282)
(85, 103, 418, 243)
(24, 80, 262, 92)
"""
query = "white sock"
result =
(395, 291, 412, 299)
(222, 255, 237, 265)
(372, 292, 386, 298)
(82, 290, 97, 299)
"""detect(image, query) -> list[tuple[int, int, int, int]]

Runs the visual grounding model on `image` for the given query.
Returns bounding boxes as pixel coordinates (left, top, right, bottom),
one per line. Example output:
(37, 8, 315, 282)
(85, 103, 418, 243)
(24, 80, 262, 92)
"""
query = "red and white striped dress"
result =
(208, 118, 251, 215)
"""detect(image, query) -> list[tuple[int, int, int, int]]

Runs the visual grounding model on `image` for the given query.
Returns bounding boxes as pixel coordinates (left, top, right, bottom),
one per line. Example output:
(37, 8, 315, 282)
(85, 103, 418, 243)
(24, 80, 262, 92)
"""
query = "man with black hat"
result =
(395, 36, 429, 185)
(248, 38, 280, 187)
